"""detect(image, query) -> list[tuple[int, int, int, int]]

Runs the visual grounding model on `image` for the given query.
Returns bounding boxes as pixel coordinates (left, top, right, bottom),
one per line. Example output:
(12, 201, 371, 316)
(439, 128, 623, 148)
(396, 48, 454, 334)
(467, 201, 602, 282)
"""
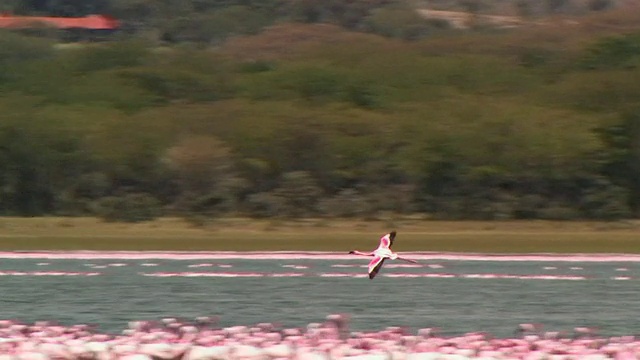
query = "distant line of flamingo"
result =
(0, 316, 634, 360)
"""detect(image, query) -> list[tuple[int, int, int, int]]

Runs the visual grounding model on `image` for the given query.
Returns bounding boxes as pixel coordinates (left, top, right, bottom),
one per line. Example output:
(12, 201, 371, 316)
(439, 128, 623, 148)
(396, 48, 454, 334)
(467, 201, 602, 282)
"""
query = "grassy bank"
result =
(0, 217, 638, 253)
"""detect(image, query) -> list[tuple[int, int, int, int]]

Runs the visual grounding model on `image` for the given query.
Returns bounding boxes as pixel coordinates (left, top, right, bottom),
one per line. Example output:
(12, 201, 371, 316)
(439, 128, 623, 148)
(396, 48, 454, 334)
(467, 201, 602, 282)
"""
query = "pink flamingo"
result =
(348, 231, 418, 279)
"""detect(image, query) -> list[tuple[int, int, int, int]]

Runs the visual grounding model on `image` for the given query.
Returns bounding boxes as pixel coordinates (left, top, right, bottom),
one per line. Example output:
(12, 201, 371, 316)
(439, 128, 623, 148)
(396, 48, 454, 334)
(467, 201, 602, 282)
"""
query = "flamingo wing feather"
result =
(368, 256, 386, 279)
(378, 230, 396, 249)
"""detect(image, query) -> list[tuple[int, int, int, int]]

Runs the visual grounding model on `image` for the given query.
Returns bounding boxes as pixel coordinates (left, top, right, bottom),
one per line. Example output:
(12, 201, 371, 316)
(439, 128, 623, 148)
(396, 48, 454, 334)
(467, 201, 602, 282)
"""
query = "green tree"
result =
(597, 110, 640, 215)
(580, 33, 640, 70)
(164, 135, 240, 216)
(0, 97, 89, 215)
(70, 40, 151, 73)
(546, 0, 568, 14)
(0, 30, 53, 68)
(93, 193, 163, 222)
(273, 171, 323, 217)
(365, 6, 436, 40)
(588, 0, 613, 12)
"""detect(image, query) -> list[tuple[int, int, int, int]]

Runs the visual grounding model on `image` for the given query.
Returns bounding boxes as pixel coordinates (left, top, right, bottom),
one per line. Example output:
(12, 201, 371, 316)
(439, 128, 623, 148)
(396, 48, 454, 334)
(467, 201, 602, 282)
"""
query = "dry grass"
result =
(416, 9, 526, 29)
(219, 23, 387, 62)
(0, 217, 638, 253)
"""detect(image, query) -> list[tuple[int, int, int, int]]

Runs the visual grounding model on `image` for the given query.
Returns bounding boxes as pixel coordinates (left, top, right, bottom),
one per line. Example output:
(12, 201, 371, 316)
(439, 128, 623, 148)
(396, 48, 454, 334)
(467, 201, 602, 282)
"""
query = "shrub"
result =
(318, 188, 370, 217)
(580, 33, 640, 70)
(538, 203, 580, 220)
(580, 180, 631, 220)
(343, 80, 380, 108)
(117, 67, 234, 102)
(0, 30, 54, 66)
(93, 193, 163, 223)
(282, 66, 342, 101)
(245, 192, 285, 218)
(71, 40, 150, 73)
(273, 171, 323, 217)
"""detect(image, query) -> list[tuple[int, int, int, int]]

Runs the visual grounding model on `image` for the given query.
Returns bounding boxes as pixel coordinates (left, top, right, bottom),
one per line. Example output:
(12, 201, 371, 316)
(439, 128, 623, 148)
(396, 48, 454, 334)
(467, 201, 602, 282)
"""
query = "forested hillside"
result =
(3, 0, 638, 42)
(1, 1, 640, 222)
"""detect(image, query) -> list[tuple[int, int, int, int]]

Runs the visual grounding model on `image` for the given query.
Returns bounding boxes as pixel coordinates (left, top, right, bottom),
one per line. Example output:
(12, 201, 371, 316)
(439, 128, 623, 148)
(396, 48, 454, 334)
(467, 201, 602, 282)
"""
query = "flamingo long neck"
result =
(351, 251, 374, 256)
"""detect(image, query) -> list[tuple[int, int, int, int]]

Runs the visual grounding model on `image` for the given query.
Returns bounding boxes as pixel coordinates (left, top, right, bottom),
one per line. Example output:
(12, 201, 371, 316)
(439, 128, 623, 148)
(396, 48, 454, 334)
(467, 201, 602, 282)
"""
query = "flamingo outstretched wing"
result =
(368, 256, 386, 279)
(378, 230, 397, 249)
(397, 257, 418, 264)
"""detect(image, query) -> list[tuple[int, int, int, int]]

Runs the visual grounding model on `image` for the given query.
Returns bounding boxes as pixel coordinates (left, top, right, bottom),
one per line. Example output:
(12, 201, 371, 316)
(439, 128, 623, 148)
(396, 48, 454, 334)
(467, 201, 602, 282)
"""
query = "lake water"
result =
(0, 252, 638, 338)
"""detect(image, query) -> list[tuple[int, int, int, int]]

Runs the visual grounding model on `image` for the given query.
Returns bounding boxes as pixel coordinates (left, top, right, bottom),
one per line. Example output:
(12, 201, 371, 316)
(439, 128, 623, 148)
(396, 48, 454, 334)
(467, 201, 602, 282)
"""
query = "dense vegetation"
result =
(1, 1, 640, 222)
(3, 0, 633, 43)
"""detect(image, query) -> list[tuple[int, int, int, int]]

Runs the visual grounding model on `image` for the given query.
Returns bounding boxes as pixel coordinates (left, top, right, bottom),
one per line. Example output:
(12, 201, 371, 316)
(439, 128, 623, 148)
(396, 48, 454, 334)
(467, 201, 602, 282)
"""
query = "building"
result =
(0, 13, 119, 40)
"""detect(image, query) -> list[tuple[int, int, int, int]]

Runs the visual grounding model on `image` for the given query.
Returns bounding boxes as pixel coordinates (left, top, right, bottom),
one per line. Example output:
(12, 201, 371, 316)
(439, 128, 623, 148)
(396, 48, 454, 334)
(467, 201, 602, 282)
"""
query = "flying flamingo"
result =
(348, 231, 418, 279)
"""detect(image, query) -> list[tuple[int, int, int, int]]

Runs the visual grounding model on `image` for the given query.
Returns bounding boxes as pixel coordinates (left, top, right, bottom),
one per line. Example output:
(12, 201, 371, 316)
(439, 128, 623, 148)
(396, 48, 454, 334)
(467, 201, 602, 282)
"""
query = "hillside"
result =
(0, 1, 640, 222)
(415, 0, 640, 29)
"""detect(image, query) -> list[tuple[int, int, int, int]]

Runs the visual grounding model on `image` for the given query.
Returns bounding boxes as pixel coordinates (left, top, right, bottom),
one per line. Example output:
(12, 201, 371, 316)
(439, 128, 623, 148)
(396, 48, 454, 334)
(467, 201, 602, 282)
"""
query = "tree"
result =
(546, 0, 568, 14)
(0, 97, 88, 215)
(273, 171, 323, 217)
(289, 0, 392, 29)
(164, 135, 239, 216)
(515, 0, 534, 19)
(587, 0, 613, 12)
(0, 31, 53, 69)
(580, 33, 640, 70)
(597, 110, 640, 216)
(71, 40, 150, 73)
(290, 0, 324, 23)
(365, 6, 435, 40)
(93, 193, 163, 222)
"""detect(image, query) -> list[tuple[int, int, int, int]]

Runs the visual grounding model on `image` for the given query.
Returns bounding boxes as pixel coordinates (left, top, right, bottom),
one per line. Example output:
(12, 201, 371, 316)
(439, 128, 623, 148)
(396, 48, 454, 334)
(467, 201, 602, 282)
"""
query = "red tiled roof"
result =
(0, 14, 119, 30)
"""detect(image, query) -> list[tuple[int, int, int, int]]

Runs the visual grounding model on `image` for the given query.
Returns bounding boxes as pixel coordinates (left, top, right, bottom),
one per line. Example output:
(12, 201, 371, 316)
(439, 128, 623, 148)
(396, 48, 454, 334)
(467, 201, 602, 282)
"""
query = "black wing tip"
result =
(369, 258, 385, 280)
(389, 230, 396, 240)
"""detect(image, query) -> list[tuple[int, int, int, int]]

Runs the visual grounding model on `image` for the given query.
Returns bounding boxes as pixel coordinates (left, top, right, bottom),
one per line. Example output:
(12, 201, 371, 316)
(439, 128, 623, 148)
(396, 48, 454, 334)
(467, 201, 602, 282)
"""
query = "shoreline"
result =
(2, 250, 640, 262)
(0, 217, 638, 252)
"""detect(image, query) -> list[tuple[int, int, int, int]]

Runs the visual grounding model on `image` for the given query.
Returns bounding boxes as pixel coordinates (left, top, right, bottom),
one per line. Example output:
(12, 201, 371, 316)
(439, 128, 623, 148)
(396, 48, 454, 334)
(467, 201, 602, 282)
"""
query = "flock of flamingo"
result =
(0, 315, 637, 360)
